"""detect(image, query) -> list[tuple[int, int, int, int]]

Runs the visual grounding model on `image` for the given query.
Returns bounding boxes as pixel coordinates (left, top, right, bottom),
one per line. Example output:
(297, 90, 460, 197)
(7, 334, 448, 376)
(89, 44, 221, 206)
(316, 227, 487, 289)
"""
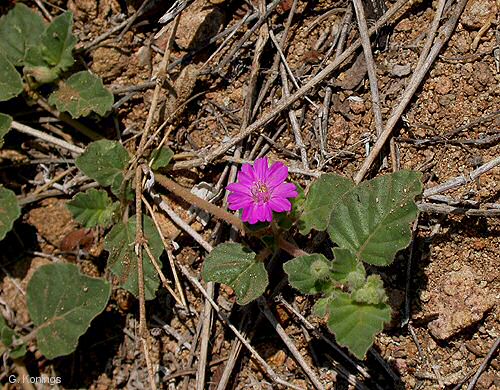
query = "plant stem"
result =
(154, 173, 308, 257)
(154, 173, 245, 231)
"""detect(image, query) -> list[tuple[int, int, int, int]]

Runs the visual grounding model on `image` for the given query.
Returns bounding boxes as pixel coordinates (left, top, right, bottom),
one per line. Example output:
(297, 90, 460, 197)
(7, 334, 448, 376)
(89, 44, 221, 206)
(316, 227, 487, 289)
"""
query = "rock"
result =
(428, 266, 495, 340)
(434, 76, 453, 94)
(348, 97, 366, 114)
(175, 0, 224, 50)
(438, 94, 456, 106)
(473, 62, 495, 86)
(461, 0, 495, 30)
(391, 63, 411, 77)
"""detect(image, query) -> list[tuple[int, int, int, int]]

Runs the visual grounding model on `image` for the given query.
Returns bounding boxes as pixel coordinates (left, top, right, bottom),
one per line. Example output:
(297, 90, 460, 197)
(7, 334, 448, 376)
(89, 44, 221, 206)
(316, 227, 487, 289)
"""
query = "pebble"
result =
(439, 94, 456, 106)
(461, 0, 495, 29)
(435, 77, 453, 94)
(391, 63, 411, 77)
(175, 0, 224, 50)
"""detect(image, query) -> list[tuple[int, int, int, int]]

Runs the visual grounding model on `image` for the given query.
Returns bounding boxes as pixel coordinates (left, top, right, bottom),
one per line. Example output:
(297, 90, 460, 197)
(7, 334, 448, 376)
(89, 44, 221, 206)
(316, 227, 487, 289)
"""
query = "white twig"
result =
(11, 121, 84, 155)
(423, 156, 500, 197)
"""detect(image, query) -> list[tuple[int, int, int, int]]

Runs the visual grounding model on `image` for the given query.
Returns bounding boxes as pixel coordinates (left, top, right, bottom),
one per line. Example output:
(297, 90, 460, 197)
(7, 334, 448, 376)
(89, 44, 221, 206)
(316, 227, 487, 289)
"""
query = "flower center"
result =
(251, 181, 271, 204)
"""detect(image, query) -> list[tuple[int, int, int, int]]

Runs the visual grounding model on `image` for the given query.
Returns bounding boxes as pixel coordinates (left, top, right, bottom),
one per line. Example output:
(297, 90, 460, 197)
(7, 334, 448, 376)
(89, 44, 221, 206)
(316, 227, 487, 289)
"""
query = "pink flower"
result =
(227, 158, 298, 224)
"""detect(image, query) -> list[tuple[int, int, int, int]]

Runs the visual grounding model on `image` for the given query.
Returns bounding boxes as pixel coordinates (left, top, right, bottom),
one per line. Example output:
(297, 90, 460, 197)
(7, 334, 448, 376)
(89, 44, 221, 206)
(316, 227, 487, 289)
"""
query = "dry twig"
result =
(354, 0, 469, 183)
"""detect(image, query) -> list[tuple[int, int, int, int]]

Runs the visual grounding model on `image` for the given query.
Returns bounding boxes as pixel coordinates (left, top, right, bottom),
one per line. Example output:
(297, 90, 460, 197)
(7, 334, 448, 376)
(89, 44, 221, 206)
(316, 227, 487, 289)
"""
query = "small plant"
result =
(0, 4, 114, 360)
(203, 158, 422, 359)
(0, 2, 422, 366)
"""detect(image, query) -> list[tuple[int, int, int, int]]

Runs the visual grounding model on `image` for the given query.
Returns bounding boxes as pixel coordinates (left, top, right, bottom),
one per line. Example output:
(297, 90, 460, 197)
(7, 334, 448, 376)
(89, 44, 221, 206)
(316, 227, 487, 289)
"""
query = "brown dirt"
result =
(0, 0, 498, 389)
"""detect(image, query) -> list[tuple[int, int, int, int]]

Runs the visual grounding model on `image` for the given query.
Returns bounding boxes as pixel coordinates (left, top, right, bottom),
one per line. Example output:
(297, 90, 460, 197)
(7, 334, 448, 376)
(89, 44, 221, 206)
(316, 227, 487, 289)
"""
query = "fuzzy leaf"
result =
(0, 113, 13, 148)
(26, 263, 111, 359)
(67, 189, 119, 228)
(41, 11, 76, 72)
(283, 253, 332, 295)
(0, 54, 23, 101)
(76, 140, 129, 188)
(0, 186, 20, 241)
(276, 182, 305, 230)
(0, 315, 26, 359)
(202, 243, 267, 305)
(48, 71, 113, 118)
(298, 174, 355, 235)
(328, 171, 422, 266)
(104, 215, 162, 300)
(0, 4, 45, 66)
(331, 248, 363, 282)
(150, 147, 174, 170)
(326, 291, 391, 359)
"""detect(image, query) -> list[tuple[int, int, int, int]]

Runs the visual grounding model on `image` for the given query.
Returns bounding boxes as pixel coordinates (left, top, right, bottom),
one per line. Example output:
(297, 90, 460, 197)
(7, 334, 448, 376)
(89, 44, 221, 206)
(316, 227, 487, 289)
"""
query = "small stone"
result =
(439, 94, 456, 106)
(348, 98, 366, 114)
(473, 62, 494, 86)
(435, 77, 453, 94)
(175, 0, 224, 50)
(391, 63, 411, 77)
(428, 266, 495, 340)
(461, 0, 495, 29)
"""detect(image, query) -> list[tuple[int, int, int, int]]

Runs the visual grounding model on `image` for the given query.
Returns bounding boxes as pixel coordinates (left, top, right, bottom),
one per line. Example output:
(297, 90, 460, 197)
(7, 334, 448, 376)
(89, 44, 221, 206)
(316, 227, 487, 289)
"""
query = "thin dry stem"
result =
(354, 0, 469, 183)
(134, 167, 157, 390)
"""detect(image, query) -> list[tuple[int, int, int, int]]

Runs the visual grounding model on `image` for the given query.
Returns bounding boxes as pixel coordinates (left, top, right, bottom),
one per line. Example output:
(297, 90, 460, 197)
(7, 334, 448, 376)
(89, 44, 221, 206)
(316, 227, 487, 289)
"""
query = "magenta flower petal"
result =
(253, 158, 268, 180)
(273, 182, 298, 198)
(269, 197, 292, 212)
(226, 157, 298, 224)
(226, 182, 251, 195)
(228, 193, 253, 210)
(267, 162, 288, 188)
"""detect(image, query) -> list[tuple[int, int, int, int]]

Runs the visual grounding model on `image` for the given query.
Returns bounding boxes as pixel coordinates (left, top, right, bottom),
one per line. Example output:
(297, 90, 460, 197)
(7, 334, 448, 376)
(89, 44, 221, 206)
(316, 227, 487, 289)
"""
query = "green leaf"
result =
(67, 189, 119, 228)
(76, 140, 129, 187)
(0, 113, 13, 148)
(150, 147, 174, 170)
(298, 174, 355, 235)
(312, 295, 334, 318)
(328, 171, 422, 266)
(331, 248, 363, 282)
(0, 53, 23, 101)
(104, 215, 162, 300)
(351, 275, 387, 305)
(0, 4, 45, 66)
(283, 253, 332, 295)
(276, 182, 305, 230)
(0, 186, 21, 241)
(41, 11, 76, 72)
(48, 71, 114, 118)
(326, 291, 391, 359)
(26, 263, 111, 359)
(202, 243, 267, 305)
(0, 315, 26, 359)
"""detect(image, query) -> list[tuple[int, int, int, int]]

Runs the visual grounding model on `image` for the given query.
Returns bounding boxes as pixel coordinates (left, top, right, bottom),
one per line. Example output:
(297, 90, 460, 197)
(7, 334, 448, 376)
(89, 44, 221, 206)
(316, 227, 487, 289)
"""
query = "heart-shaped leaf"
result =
(0, 186, 20, 241)
(26, 263, 111, 359)
(328, 171, 422, 266)
(283, 253, 332, 295)
(104, 215, 162, 300)
(326, 291, 391, 359)
(48, 70, 114, 118)
(202, 243, 267, 305)
(0, 4, 45, 66)
(298, 174, 354, 235)
(0, 54, 23, 102)
(76, 140, 129, 188)
(0, 113, 13, 148)
(0, 315, 26, 359)
(150, 147, 174, 170)
(67, 189, 119, 228)
(40, 11, 76, 72)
